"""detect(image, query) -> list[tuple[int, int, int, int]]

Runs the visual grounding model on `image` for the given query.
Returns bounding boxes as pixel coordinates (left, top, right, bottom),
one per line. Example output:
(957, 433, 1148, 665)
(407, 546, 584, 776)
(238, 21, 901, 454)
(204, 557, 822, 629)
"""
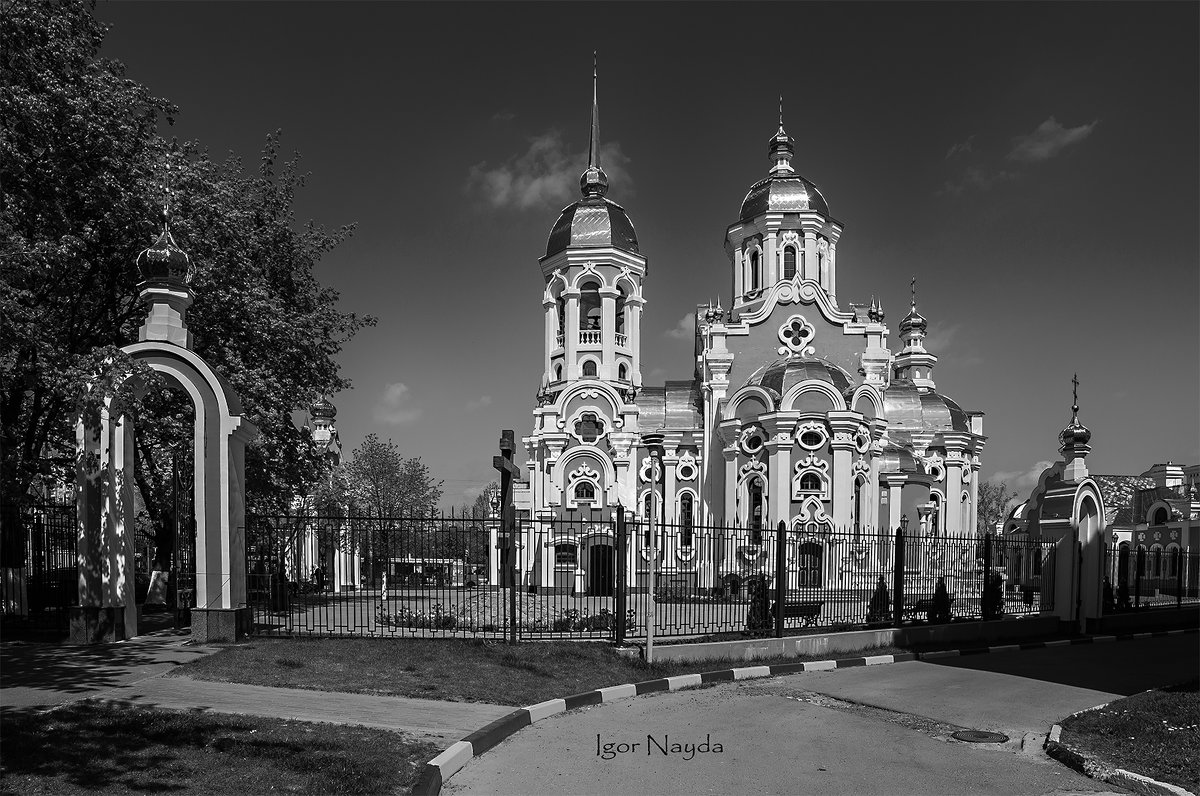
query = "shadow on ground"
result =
(923, 632, 1199, 695)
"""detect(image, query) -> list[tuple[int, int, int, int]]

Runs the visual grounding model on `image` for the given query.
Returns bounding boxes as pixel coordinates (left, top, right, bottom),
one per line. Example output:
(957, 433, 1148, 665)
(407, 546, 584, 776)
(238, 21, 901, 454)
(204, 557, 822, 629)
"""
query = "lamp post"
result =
(640, 431, 665, 663)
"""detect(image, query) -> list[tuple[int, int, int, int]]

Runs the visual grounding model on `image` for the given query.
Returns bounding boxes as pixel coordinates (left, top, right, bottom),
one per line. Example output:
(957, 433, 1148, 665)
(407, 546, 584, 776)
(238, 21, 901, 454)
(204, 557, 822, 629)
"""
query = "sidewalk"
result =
(0, 632, 511, 745)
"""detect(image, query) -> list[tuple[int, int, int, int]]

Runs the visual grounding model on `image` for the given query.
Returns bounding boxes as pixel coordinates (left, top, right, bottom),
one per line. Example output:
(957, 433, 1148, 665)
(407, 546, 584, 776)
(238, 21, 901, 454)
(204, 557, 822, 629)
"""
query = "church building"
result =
(516, 72, 987, 595)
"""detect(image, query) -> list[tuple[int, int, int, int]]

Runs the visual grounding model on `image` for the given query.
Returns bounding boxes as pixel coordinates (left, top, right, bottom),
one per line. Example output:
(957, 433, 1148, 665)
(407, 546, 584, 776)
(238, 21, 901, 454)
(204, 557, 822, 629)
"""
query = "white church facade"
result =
(516, 78, 987, 596)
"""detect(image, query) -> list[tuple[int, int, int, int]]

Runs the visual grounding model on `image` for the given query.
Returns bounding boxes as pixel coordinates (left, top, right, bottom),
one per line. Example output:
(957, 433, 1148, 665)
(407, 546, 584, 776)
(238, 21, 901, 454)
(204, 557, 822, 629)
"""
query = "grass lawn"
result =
(0, 701, 440, 795)
(1059, 678, 1199, 794)
(170, 637, 918, 707)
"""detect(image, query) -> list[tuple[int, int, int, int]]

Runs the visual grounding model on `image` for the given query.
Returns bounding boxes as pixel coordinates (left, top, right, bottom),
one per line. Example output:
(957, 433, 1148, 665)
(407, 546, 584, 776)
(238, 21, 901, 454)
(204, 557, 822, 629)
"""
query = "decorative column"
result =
(628, 299, 644, 386)
(600, 287, 618, 380)
(764, 424, 794, 526)
(544, 297, 557, 377)
(803, 230, 818, 282)
(828, 413, 859, 530)
(765, 230, 778, 286)
(943, 437, 968, 535)
(563, 289, 580, 379)
(733, 246, 744, 297)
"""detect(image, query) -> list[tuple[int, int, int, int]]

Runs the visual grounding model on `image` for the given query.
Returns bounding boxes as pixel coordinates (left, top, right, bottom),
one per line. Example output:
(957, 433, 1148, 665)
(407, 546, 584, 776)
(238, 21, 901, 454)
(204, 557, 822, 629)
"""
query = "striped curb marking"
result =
(413, 626, 1197, 795)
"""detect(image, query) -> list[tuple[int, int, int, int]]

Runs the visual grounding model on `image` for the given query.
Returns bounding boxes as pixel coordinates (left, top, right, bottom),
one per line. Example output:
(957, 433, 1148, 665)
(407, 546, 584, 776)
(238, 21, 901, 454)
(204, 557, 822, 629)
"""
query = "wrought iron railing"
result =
(1102, 543, 1200, 613)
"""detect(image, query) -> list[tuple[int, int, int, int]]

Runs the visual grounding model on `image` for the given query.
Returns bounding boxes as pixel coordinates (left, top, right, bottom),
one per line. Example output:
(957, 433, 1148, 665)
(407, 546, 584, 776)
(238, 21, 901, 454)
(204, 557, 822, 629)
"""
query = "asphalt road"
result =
(446, 634, 1197, 796)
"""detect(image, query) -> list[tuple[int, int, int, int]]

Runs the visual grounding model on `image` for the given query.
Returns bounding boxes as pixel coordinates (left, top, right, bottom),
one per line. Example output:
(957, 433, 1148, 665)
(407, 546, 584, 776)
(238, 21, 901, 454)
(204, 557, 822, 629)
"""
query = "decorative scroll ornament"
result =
(739, 425, 767, 457)
(793, 455, 830, 499)
(855, 424, 871, 454)
(925, 453, 945, 482)
(852, 458, 870, 477)
(796, 421, 828, 450)
(675, 451, 698, 482)
(566, 464, 600, 488)
(739, 459, 768, 481)
(778, 314, 816, 357)
(639, 456, 662, 483)
(796, 496, 831, 525)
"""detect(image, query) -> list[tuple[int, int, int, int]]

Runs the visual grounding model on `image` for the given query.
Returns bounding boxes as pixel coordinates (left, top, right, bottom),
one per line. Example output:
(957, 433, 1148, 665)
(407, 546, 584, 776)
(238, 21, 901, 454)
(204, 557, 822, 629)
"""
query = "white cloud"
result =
(373, 382, 421, 425)
(466, 130, 632, 211)
(466, 395, 493, 411)
(945, 136, 974, 159)
(665, 312, 695, 340)
(939, 164, 1016, 196)
(989, 460, 1055, 496)
(1007, 116, 1098, 163)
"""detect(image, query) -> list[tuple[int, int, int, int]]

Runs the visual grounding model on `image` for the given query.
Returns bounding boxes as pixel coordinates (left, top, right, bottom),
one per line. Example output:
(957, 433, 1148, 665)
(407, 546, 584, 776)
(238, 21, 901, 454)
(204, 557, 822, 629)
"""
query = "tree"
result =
(344, 434, 443, 582)
(1, 0, 372, 569)
(978, 480, 1019, 535)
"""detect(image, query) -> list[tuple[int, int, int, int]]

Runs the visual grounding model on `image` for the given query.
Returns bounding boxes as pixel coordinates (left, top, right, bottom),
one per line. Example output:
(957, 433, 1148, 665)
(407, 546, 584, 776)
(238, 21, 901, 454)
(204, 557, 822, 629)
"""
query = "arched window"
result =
(1151, 545, 1163, 577)
(817, 250, 825, 277)
(618, 363, 628, 381)
(799, 472, 822, 493)
(574, 481, 595, 503)
(616, 289, 627, 335)
(580, 281, 601, 330)
(1152, 507, 1168, 525)
(556, 295, 566, 338)
(748, 477, 765, 537)
(554, 364, 563, 382)
(930, 494, 942, 536)
(853, 478, 866, 535)
(680, 493, 694, 547)
(1166, 546, 1179, 578)
(582, 360, 597, 378)
(783, 246, 797, 280)
(749, 251, 760, 292)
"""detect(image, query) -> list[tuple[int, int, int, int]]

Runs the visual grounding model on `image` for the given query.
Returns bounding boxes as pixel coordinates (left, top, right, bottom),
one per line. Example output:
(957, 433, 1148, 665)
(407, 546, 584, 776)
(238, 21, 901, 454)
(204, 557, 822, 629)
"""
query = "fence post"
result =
(892, 525, 905, 627)
(1134, 547, 1144, 610)
(615, 505, 627, 646)
(774, 520, 787, 638)
(1177, 549, 1184, 610)
(982, 532, 994, 621)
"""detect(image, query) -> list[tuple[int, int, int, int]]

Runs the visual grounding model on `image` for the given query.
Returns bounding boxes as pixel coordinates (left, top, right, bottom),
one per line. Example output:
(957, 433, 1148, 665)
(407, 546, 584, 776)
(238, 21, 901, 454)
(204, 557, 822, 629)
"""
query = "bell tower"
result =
(539, 55, 646, 392)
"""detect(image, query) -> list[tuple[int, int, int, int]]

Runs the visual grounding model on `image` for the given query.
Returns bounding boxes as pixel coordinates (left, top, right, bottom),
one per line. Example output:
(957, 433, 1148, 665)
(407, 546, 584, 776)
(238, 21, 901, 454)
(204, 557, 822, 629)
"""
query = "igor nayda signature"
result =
(596, 734, 724, 761)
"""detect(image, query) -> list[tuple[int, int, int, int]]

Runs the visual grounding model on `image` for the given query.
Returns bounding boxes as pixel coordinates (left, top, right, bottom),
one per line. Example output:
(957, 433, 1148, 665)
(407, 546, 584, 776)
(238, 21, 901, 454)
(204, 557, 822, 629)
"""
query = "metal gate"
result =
(1, 502, 77, 637)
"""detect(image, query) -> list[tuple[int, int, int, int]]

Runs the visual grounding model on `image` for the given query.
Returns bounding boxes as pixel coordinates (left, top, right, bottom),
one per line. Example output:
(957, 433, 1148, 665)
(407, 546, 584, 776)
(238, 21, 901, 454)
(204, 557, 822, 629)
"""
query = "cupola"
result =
(1060, 374, 1092, 482)
(136, 208, 195, 348)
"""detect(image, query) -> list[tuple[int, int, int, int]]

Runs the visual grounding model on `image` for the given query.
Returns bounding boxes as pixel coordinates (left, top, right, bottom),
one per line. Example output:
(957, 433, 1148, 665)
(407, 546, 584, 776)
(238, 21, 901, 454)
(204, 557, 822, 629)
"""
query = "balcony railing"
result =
(615, 332, 628, 348)
(555, 332, 563, 348)
(578, 329, 602, 345)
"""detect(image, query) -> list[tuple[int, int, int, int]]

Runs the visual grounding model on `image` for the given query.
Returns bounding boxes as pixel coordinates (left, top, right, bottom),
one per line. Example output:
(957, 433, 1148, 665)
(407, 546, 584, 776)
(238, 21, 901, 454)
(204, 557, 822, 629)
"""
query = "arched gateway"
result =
(72, 216, 257, 644)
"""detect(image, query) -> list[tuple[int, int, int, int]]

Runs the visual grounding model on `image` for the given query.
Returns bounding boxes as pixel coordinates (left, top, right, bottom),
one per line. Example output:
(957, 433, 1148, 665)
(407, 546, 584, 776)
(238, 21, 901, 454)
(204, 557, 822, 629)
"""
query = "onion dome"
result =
(899, 305, 927, 335)
(740, 356, 855, 408)
(882, 380, 970, 433)
(136, 212, 194, 287)
(310, 396, 337, 421)
(1059, 374, 1092, 449)
(739, 106, 830, 222)
(544, 55, 639, 259)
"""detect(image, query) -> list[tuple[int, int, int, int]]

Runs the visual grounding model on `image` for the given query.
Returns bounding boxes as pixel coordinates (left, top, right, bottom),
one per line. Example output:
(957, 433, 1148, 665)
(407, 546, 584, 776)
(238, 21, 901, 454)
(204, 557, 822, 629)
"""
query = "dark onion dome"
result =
(882, 380, 970, 433)
(1059, 420, 1092, 448)
(310, 396, 337, 420)
(899, 304, 928, 334)
(740, 356, 855, 408)
(545, 194, 640, 258)
(136, 218, 194, 287)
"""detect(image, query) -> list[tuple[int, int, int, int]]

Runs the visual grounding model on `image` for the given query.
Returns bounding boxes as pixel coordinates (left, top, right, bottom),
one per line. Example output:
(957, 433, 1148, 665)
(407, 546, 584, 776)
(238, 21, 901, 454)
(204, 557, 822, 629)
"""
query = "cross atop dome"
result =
(768, 95, 796, 176)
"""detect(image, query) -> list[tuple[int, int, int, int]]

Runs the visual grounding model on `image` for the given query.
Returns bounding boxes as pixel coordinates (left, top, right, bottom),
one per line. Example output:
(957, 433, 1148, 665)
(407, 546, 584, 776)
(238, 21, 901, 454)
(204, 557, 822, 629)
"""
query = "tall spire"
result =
(910, 275, 917, 311)
(580, 52, 609, 198)
(900, 275, 927, 334)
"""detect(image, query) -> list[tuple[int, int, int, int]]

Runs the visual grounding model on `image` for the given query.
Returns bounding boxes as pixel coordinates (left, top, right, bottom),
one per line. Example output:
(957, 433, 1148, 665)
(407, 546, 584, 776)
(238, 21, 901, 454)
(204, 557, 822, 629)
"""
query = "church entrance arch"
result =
(72, 219, 258, 644)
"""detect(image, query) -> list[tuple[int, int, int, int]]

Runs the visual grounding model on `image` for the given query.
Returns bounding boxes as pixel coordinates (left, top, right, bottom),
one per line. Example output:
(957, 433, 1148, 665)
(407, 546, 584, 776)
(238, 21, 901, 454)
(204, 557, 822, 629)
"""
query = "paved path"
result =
(446, 635, 1197, 796)
(1, 631, 511, 745)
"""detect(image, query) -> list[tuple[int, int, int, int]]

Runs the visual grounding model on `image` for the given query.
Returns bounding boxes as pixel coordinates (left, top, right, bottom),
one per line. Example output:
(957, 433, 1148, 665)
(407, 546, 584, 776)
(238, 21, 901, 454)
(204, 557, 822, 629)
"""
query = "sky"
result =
(95, 2, 1199, 508)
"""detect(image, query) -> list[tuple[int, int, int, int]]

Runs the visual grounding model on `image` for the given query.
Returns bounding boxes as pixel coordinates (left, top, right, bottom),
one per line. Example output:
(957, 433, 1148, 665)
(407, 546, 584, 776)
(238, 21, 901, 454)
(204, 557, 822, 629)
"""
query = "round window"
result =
(800, 431, 823, 448)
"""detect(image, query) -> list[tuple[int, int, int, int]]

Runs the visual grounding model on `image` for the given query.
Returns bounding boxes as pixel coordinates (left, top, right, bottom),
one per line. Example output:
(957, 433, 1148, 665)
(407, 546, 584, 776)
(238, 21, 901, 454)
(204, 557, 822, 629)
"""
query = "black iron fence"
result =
(1102, 543, 1200, 613)
(1, 503, 78, 635)
(245, 509, 1060, 642)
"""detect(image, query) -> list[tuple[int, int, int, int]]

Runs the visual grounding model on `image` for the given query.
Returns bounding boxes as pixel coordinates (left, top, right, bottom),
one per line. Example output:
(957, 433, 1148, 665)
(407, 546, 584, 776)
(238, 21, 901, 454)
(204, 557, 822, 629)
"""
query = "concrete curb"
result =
(412, 627, 1197, 795)
(1044, 719, 1196, 796)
